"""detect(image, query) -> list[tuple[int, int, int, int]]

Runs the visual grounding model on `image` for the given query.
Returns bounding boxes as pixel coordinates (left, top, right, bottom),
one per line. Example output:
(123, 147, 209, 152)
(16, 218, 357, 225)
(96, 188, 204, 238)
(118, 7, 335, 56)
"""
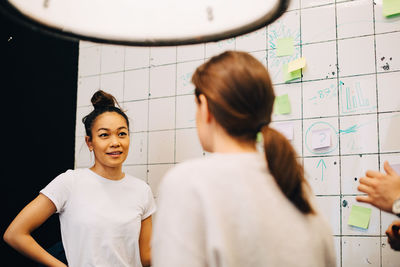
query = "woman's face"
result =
(86, 112, 130, 169)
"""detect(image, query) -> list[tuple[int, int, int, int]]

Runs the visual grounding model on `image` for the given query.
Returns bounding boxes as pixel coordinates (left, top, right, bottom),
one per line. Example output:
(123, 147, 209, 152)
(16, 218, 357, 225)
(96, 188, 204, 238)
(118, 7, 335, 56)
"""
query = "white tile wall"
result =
(125, 47, 150, 70)
(124, 68, 149, 101)
(148, 97, 175, 131)
(302, 41, 337, 81)
(76, 2, 400, 264)
(100, 45, 125, 74)
(304, 156, 340, 195)
(301, 4, 336, 44)
(338, 36, 375, 77)
(376, 32, 400, 73)
(336, 0, 374, 39)
(149, 65, 176, 98)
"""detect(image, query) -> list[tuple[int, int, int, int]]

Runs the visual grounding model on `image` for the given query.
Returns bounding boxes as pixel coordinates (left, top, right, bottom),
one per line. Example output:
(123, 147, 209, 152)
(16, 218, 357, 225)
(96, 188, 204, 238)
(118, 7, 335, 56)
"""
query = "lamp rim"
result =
(0, 0, 289, 46)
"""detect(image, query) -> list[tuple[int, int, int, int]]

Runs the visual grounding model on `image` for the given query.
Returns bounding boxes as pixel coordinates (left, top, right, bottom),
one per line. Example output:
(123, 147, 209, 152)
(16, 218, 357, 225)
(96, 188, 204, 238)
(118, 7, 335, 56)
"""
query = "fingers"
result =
(386, 221, 400, 237)
(357, 182, 374, 195)
(394, 225, 400, 237)
(356, 195, 372, 204)
(358, 177, 376, 187)
(365, 170, 383, 179)
(393, 221, 400, 237)
(386, 223, 395, 239)
(384, 161, 398, 176)
(386, 221, 400, 251)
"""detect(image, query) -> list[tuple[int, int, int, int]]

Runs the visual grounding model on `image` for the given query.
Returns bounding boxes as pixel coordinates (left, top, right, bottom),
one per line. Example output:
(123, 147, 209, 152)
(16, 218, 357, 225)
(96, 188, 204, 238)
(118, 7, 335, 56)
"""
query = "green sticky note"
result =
(256, 132, 263, 142)
(283, 63, 301, 83)
(348, 205, 372, 229)
(383, 0, 400, 17)
(274, 94, 291, 115)
(276, 38, 294, 57)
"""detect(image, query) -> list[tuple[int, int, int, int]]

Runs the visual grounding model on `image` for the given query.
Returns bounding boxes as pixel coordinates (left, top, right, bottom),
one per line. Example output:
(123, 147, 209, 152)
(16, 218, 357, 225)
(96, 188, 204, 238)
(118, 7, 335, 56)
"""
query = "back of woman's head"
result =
(192, 51, 274, 141)
(82, 90, 129, 139)
(192, 51, 314, 214)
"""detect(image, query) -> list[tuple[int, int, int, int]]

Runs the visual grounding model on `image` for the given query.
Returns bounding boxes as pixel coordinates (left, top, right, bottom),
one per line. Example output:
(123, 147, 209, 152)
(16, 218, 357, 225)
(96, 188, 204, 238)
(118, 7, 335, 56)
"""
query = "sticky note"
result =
(383, 0, 400, 17)
(276, 38, 294, 57)
(390, 163, 400, 174)
(274, 94, 291, 115)
(283, 63, 301, 83)
(288, 57, 306, 72)
(311, 128, 331, 149)
(348, 205, 372, 229)
(274, 122, 294, 140)
(256, 132, 263, 142)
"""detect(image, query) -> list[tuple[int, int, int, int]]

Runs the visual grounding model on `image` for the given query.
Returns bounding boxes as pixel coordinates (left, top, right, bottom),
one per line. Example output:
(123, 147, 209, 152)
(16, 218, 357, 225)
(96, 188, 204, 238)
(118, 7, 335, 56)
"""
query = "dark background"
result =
(0, 11, 78, 266)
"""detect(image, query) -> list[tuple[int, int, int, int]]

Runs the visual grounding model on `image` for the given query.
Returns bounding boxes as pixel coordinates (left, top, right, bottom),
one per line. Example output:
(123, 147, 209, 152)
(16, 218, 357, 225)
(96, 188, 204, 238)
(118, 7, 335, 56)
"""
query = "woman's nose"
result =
(110, 136, 121, 147)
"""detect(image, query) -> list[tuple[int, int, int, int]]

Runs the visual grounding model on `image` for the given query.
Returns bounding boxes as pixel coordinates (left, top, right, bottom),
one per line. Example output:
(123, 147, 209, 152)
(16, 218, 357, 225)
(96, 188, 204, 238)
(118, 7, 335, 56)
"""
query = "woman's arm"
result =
(3, 194, 67, 267)
(139, 216, 152, 267)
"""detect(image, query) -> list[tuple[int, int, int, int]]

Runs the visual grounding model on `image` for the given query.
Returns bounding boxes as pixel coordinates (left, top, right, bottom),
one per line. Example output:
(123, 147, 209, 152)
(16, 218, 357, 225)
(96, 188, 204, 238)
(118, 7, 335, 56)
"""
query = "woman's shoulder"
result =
(167, 157, 209, 177)
(53, 168, 80, 180)
(51, 168, 93, 184)
(159, 157, 217, 192)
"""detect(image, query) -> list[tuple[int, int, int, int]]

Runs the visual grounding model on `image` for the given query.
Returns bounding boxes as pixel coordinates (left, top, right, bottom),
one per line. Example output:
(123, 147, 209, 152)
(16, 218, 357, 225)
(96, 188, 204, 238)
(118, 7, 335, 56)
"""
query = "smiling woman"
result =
(3, 90, 156, 267)
(83, 91, 131, 180)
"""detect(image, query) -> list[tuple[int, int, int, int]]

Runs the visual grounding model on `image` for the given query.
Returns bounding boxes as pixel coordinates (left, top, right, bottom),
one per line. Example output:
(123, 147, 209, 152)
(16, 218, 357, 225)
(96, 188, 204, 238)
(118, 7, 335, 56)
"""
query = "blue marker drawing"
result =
(268, 22, 300, 49)
(267, 22, 301, 82)
(316, 158, 327, 181)
(179, 72, 193, 86)
(308, 83, 337, 105)
(339, 80, 376, 114)
(338, 124, 359, 135)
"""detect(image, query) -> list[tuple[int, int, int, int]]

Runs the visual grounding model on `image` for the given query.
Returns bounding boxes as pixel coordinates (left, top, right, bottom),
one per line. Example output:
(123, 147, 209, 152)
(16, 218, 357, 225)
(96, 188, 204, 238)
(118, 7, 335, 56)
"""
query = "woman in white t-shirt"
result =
(152, 51, 336, 267)
(4, 90, 156, 267)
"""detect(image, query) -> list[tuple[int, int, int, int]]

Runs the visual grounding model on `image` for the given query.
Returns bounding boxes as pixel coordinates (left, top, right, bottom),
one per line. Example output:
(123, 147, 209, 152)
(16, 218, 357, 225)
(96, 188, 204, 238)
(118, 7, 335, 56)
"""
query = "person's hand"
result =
(386, 220, 400, 251)
(356, 161, 400, 213)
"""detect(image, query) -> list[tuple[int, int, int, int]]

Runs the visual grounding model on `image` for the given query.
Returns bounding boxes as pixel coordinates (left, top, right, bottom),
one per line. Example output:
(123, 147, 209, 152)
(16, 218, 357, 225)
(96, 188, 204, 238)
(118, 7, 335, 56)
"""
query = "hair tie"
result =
(256, 121, 269, 133)
(256, 121, 269, 143)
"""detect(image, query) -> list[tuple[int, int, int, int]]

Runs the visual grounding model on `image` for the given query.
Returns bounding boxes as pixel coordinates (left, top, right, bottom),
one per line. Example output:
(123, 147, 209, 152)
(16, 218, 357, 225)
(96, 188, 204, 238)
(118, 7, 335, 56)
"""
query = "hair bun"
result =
(91, 90, 116, 109)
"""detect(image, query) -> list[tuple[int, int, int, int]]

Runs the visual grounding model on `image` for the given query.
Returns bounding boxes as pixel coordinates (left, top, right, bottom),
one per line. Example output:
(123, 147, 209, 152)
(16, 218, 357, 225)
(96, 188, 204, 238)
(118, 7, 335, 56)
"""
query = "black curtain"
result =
(0, 12, 78, 267)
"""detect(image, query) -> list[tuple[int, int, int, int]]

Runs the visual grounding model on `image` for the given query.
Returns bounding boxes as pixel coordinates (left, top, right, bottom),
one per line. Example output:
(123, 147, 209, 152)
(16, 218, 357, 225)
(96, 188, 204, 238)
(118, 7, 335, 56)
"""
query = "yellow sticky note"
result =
(383, 0, 400, 17)
(288, 57, 306, 72)
(348, 205, 372, 229)
(283, 63, 301, 83)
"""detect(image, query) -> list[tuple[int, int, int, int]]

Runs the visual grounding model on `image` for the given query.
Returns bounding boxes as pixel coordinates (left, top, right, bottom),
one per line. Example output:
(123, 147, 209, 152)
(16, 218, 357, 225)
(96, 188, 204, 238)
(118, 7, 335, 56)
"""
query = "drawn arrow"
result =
(316, 158, 327, 181)
(338, 124, 359, 135)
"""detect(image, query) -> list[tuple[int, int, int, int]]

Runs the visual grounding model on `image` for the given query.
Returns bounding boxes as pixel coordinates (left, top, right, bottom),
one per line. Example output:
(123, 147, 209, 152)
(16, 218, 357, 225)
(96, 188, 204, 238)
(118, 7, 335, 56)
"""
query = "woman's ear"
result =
(85, 136, 93, 152)
(198, 94, 212, 123)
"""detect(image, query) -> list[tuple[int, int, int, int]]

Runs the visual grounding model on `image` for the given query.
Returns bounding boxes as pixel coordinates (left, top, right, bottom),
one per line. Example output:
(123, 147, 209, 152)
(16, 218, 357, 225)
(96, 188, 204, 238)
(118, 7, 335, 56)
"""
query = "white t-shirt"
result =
(152, 152, 336, 267)
(40, 168, 156, 267)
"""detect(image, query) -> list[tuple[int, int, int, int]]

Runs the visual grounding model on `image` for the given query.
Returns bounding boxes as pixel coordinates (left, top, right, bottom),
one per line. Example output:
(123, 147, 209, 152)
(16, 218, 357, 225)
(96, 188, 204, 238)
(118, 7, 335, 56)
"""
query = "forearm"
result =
(4, 233, 66, 267)
(140, 248, 151, 267)
(139, 216, 153, 267)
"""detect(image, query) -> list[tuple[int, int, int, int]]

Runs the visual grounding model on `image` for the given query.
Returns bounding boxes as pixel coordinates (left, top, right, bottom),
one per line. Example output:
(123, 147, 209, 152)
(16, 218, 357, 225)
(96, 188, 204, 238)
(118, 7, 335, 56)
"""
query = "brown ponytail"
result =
(192, 50, 314, 215)
(262, 127, 314, 214)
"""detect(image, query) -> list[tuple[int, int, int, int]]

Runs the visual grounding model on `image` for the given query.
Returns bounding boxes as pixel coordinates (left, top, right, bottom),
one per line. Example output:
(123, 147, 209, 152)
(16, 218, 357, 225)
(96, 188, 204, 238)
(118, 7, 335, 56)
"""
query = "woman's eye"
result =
(99, 133, 108, 137)
(119, 132, 128, 137)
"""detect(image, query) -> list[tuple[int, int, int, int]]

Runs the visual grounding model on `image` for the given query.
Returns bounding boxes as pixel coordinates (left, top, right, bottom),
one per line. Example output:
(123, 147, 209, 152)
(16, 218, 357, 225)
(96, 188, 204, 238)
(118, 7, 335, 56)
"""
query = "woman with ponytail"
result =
(152, 51, 335, 267)
(4, 90, 155, 267)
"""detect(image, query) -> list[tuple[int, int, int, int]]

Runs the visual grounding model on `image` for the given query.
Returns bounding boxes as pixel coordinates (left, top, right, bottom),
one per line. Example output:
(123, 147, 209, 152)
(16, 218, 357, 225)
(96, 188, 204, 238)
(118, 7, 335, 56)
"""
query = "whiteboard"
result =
(75, 0, 400, 265)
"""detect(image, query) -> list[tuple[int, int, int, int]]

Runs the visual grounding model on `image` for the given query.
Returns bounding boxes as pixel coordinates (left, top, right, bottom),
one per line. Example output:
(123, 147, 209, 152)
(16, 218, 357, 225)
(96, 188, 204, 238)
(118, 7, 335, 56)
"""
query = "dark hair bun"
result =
(91, 90, 116, 109)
